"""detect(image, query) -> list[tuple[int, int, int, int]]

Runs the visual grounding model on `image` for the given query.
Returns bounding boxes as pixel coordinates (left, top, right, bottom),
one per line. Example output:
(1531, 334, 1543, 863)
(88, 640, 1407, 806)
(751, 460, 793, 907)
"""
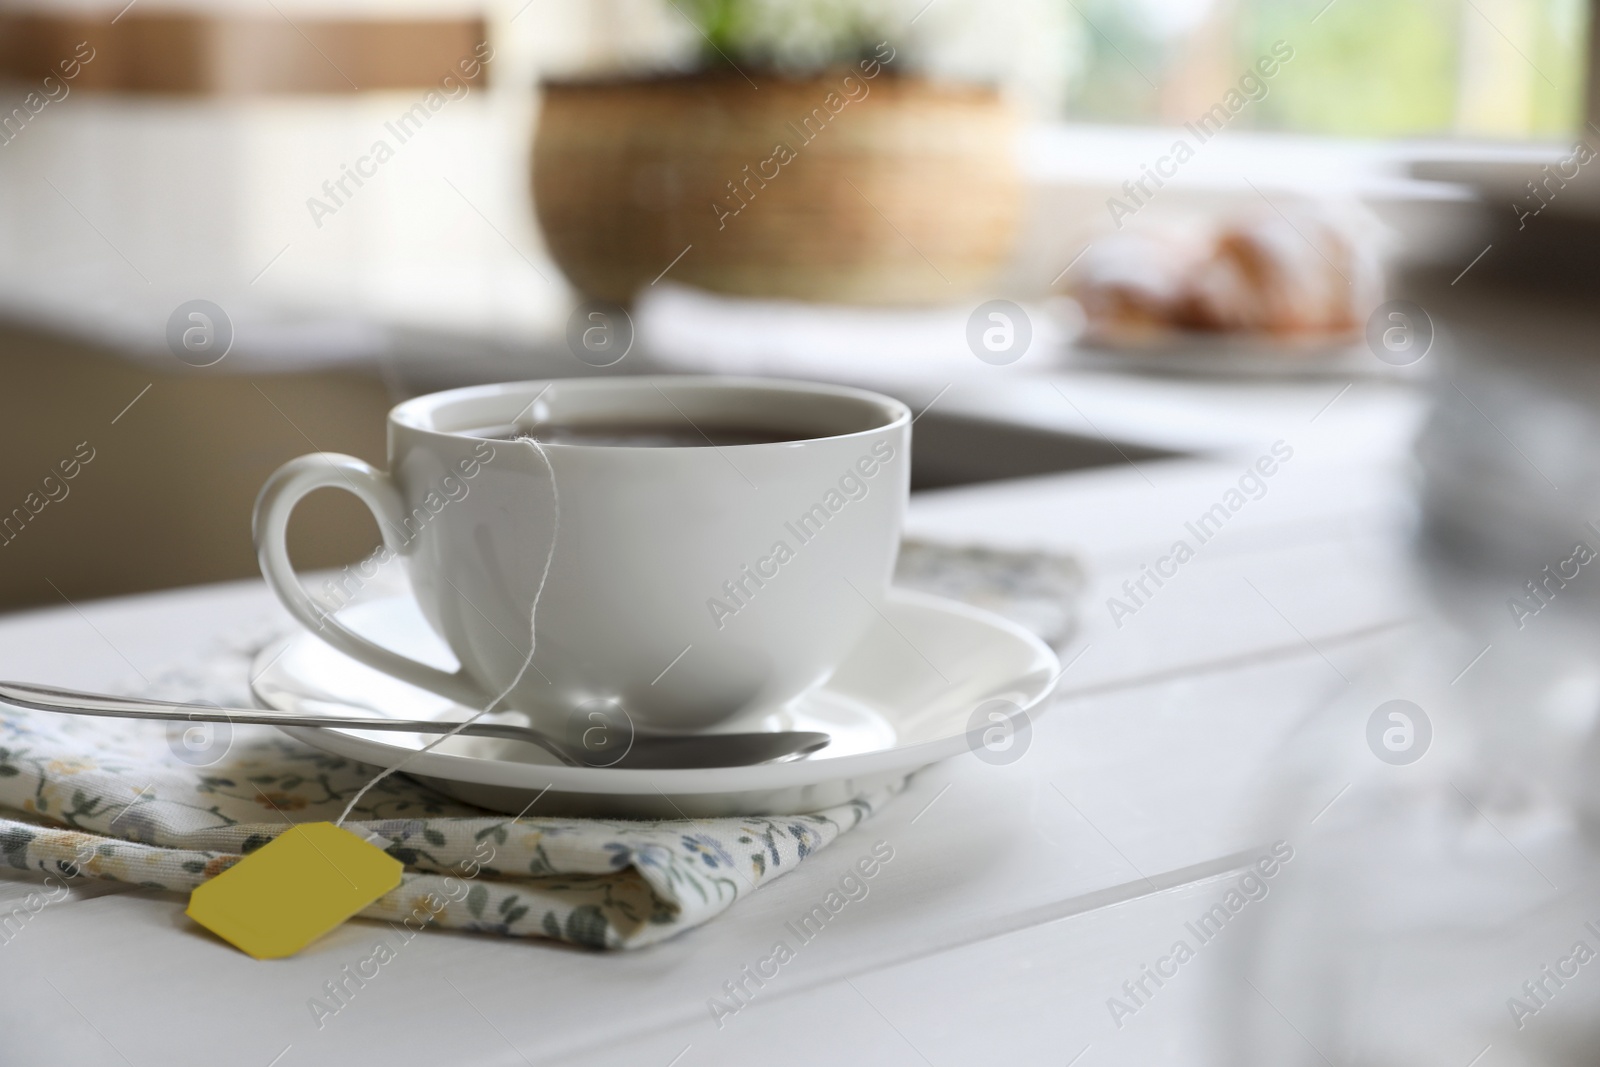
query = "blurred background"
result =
(0, 0, 1592, 606)
(7, 3, 1600, 1061)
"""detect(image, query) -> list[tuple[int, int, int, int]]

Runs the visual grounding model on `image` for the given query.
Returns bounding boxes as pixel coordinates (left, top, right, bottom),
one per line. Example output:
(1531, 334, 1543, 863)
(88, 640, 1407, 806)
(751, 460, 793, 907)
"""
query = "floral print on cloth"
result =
(0, 540, 1077, 950)
(0, 718, 901, 950)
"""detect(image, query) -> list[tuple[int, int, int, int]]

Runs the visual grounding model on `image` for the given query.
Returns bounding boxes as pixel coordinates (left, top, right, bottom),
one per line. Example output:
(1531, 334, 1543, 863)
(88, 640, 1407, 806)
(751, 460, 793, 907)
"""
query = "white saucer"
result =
(250, 590, 1059, 817)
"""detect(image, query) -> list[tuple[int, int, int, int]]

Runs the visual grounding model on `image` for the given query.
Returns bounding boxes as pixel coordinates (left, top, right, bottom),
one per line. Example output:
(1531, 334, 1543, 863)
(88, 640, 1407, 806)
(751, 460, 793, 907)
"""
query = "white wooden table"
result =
(0, 378, 1424, 1066)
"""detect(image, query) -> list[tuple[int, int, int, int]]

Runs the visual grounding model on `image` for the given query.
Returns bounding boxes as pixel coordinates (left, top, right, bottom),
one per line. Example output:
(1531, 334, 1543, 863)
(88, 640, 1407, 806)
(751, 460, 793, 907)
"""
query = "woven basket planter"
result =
(532, 71, 1020, 305)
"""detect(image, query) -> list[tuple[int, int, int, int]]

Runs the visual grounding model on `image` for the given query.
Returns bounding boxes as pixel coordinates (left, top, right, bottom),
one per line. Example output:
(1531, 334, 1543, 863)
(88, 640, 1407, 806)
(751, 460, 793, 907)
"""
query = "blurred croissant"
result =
(1070, 206, 1385, 342)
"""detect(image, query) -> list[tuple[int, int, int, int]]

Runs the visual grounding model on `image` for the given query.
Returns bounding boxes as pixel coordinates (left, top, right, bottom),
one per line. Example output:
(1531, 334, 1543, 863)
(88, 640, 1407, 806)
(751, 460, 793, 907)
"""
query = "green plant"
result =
(678, 0, 898, 74)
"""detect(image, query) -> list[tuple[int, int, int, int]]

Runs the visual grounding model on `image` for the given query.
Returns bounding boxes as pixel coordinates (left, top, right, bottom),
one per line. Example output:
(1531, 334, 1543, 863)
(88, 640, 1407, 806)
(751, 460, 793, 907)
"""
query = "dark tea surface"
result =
(462, 423, 797, 447)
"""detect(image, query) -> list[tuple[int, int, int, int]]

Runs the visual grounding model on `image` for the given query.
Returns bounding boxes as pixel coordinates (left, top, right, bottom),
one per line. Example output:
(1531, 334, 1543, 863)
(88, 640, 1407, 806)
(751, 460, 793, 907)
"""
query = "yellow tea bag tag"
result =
(187, 822, 402, 960)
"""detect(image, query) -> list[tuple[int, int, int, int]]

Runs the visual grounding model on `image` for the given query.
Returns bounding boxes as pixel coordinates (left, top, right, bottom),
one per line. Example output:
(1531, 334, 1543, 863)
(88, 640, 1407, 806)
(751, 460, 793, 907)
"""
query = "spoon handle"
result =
(0, 681, 830, 769)
(0, 680, 524, 738)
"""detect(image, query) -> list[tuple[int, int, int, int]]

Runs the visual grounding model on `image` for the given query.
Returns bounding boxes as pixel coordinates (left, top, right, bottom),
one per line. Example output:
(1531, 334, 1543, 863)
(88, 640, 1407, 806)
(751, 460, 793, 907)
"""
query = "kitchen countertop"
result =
(0, 423, 1422, 1065)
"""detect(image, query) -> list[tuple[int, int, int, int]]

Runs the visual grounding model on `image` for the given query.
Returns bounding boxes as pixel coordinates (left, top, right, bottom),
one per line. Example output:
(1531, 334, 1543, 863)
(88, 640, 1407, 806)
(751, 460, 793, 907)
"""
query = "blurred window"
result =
(1061, 0, 1588, 138)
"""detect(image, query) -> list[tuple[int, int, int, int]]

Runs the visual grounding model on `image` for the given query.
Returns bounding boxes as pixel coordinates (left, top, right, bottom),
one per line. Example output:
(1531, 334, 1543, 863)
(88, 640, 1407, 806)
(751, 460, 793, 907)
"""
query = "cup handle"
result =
(253, 453, 492, 709)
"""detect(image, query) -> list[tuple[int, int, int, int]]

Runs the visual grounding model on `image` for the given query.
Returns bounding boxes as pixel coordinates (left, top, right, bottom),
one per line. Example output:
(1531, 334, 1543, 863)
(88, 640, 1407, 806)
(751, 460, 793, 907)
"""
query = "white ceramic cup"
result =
(254, 376, 910, 734)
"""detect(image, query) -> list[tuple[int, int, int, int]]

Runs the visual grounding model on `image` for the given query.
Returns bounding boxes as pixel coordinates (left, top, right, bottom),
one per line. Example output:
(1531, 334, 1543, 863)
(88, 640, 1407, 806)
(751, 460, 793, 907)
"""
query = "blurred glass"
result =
(1210, 343, 1600, 1064)
(1418, 359, 1600, 595)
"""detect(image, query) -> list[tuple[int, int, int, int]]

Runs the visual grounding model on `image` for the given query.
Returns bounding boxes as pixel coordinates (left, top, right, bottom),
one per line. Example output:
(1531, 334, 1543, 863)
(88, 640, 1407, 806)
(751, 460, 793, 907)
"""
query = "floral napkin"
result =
(0, 540, 1079, 950)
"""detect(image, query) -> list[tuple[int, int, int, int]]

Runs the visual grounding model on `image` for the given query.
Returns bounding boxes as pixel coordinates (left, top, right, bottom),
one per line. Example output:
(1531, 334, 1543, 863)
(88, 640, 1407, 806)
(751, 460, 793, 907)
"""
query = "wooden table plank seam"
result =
(550, 851, 1270, 1065)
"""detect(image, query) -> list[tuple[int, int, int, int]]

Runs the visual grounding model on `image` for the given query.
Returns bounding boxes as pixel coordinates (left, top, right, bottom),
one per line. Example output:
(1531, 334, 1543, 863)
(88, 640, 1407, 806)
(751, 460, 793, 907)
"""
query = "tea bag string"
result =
(336, 438, 558, 827)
